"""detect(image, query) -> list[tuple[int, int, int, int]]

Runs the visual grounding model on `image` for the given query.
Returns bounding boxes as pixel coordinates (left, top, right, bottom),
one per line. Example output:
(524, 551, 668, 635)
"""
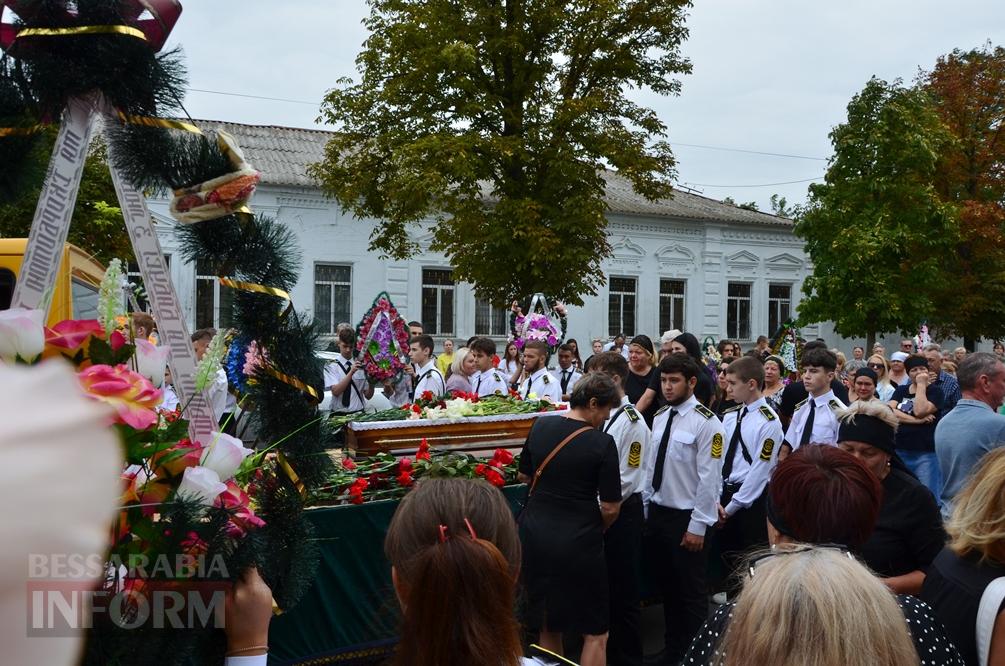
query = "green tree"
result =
(310, 0, 692, 305)
(722, 196, 759, 211)
(0, 136, 130, 265)
(795, 77, 958, 350)
(769, 193, 801, 218)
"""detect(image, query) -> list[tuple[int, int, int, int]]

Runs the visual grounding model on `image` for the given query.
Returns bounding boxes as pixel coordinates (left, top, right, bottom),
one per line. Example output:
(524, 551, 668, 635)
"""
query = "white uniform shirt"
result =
(785, 389, 844, 450)
(720, 397, 784, 517)
(207, 367, 230, 421)
(384, 376, 411, 407)
(519, 367, 562, 403)
(323, 356, 370, 413)
(474, 367, 509, 398)
(643, 395, 725, 536)
(603, 395, 651, 499)
(551, 366, 583, 397)
(412, 360, 446, 398)
(158, 384, 179, 412)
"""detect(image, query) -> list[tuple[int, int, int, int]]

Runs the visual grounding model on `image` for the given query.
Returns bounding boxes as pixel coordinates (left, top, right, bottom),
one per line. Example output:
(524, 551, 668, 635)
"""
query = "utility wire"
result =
(684, 176, 824, 188)
(186, 87, 320, 106)
(670, 141, 827, 162)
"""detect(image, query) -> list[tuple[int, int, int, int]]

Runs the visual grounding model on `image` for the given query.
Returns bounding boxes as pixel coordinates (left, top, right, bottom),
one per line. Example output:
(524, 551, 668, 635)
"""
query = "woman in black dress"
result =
(836, 400, 946, 594)
(624, 335, 657, 425)
(518, 373, 622, 666)
(635, 332, 714, 415)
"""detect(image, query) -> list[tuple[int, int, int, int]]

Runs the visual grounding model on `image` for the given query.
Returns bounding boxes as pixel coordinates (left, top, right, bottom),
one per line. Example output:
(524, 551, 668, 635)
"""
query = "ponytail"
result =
(394, 535, 522, 666)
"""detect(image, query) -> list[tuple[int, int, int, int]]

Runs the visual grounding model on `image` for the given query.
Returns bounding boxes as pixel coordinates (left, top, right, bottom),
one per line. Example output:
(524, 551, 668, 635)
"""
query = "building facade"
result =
(144, 120, 831, 349)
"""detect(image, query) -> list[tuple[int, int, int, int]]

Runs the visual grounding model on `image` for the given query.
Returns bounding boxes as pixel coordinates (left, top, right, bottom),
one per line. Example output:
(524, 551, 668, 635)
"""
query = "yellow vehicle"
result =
(0, 238, 106, 326)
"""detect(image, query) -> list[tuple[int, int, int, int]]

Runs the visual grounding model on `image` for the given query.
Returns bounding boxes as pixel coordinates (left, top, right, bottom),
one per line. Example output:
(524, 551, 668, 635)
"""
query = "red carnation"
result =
(399, 457, 413, 473)
(342, 457, 357, 471)
(416, 438, 432, 461)
(396, 471, 414, 487)
(492, 448, 514, 466)
(421, 390, 434, 401)
(484, 469, 505, 487)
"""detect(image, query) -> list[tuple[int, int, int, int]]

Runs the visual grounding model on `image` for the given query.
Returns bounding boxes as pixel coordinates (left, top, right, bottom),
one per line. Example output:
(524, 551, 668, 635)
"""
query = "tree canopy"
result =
(794, 77, 957, 348)
(310, 0, 692, 305)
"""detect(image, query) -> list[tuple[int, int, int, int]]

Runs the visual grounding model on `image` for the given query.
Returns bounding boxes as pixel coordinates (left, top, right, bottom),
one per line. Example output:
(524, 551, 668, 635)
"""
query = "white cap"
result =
(890, 351, 909, 362)
(660, 329, 683, 344)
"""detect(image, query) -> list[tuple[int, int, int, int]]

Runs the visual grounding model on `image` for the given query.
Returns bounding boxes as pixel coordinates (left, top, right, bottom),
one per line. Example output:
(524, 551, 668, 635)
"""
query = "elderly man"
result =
(935, 352, 1005, 518)
(923, 343, 961, 416)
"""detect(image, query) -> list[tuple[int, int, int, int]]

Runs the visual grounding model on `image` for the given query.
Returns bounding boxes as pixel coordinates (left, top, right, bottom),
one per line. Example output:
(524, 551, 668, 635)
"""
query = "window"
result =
(726, 282, 752, 340)
(195, 259, 234, 330)
(314, 264, 352, 335)
(475, 298, 508, 336)
(421, 269, 455, 335)
(126, 256, 170, 313)
(608, 277, 637, 337)
(768, 283, 792, 336)
(659, 279, 686, 334)
(71, 279, 100, 319)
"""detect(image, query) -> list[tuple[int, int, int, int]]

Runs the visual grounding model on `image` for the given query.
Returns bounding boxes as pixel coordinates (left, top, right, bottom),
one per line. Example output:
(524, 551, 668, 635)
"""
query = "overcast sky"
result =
(167, 1, 1002, 212)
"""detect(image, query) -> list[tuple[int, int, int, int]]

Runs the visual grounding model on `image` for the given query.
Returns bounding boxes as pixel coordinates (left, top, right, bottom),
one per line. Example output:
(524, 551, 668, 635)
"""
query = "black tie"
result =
(561, 370, 570, 394)
(476, 374, 483, 393)
(800, 401, 816, 447)
(340, 361, 352, 408)
(651, 409, 678, 492)
(722, 407, 747, 480)
(524, 377, 533, 399)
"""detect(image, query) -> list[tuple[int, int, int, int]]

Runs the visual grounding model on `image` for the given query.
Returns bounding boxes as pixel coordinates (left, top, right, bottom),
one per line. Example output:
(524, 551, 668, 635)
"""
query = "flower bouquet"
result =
(312, 438, 521, 505)
(770, 321, 802, 377)
(330, 391, 563, 429)
(355, 292, 410, 383)
(509, 294, 568, 354)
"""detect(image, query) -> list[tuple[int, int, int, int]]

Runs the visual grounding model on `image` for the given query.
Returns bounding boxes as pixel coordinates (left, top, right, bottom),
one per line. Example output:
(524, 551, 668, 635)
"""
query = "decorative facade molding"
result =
(610, 236, 646, 267)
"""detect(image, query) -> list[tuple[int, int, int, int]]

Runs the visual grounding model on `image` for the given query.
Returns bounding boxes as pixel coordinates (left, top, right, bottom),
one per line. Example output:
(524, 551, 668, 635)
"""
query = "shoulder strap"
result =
(529, 426, 593, 496)
(603, 406, 628, 433)
(977, 576, 1005, 666)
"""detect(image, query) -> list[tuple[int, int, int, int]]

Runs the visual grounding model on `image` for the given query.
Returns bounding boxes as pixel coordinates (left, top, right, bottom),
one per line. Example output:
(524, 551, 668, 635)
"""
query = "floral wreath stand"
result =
(509, 292, 568, 355)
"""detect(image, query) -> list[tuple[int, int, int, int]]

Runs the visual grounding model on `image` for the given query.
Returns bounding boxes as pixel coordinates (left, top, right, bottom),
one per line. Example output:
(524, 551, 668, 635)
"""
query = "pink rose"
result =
(44, 319, 104, 353)
(78, 364, 163, 430)
(135, 339, 170, 388)
(216, 480, 266, 537)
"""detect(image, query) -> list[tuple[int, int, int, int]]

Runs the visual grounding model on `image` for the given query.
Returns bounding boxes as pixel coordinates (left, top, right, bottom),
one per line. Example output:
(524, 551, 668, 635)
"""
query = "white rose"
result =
(177, 466, 227, 506)
(0, 307, 45, 363)
(134, 339, 170, 388)
(200, 432, 253, 481)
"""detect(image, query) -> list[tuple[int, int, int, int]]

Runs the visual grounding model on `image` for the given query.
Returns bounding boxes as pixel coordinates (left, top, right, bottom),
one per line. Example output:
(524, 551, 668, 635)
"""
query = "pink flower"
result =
(78, 364, 163, 429)
(134, 339, 170, 388)
(44, 319, 104, 353)
(216, 480, 266, 537)
(0, 307, 45, 362)
(150, 438, 204, 478)
(109, 329, 127, 352)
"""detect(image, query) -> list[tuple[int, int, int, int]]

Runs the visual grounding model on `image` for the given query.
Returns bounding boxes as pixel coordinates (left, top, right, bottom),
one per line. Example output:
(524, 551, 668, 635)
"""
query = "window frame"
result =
(314, 263, 353, 336)
(767, 282, 792, 337)
(608, 276, 638, 338)
(474, 297, 508, 337)
(659, 278, 686, 334)
(194, 259, 234, 330)
(726, 281, 753, 341)
(421, 268, 456, 336)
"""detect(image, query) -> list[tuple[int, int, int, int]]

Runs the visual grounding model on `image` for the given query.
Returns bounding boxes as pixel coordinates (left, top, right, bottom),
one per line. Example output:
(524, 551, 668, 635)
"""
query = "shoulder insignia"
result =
(759, 438, 775, 461)
(494, 389, 503, 395)
(759, 405, 777, 421)
(628, 442, 642, 468)
(543, 374, 551, 384)
(711, 432, 724, 459)
(493, 373, 501, 382)
(695, 404, 715, 420)
(795, 397, 809, 411)
(624, 406, 640, 422)
(828, 399, 843, 411)
(655, 405, 671, 418)
(723, 404, 743, 414)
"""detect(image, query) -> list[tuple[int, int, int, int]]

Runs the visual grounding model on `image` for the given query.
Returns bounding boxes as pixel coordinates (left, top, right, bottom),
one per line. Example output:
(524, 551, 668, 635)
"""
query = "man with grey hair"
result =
(923, 343, 961, 416)
(935, 352, 1005, 517)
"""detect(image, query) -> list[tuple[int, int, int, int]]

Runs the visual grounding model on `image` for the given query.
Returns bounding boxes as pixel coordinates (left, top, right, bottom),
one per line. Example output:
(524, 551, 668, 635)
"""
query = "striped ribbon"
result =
(117, 111, 202, 134)
(265, 365, 321, 404)
(14, 24, 147, 41)
(276, 451, 307, 499)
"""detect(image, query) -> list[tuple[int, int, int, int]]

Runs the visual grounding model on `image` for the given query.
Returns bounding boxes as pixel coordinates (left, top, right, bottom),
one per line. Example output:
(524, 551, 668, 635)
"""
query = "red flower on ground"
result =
(416, 438, 431, 461)
(342, 457, 357, 470)
(475, 463, 487, 476)
(484, 468, 505, 487)
(492, 448, 514, 466)
(396, 471, 414, 487)
(399, 457, 413, 473)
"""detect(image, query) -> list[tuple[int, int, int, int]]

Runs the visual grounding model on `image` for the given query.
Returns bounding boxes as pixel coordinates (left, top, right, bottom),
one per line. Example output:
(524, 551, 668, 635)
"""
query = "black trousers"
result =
(644, 504, 712, 662)
(717, 487, 768, 598)
(605, 493, 644, 666)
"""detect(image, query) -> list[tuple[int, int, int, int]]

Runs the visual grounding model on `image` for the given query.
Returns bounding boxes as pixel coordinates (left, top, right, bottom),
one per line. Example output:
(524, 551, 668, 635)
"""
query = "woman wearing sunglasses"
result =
(683, 445, 964, 665)
(868, 354, 897, 402)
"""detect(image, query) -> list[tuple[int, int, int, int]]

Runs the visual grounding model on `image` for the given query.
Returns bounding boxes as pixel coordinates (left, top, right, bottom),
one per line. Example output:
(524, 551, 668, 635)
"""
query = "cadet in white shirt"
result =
(518, 340, 562, 403)
(551, 343, 583, 401)
(408, 334, 446, 398)
(715, 356, 784, 596)
(643, 353, 726, 664)
(324, 328, 374, 415)
(470, 337, 509, 397)
(781, 347, 845, 458)
(591, 351, 651, 666)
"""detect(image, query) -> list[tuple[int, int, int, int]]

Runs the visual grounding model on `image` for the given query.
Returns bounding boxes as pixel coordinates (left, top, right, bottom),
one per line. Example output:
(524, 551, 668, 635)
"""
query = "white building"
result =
(142, 120, 851, 350)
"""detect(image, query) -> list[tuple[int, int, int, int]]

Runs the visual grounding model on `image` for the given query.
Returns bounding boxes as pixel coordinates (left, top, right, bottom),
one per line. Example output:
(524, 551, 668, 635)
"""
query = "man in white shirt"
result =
(781, 347, 845, 459)
(603, 333, 630, 360)
(551, 343, 583, 401)
(518, 340, 561, 402)
(591, 351, 650, 666)
(409, 334, 446, 399)
(643, 353, 725, 664)
(324, 328, 374, 415)
(470, 337, 509, 397)
(716, 356, 784, 596)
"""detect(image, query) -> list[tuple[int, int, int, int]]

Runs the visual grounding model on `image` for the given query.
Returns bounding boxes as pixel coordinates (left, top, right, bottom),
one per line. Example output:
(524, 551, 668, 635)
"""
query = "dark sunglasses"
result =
(748, 543, 853, 577)
(867, 363, 884, 369)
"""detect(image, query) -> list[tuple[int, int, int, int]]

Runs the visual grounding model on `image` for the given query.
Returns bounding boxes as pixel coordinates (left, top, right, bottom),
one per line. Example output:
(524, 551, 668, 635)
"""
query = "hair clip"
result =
(463, 517, 477, 540)
(438, 524, 448, 543)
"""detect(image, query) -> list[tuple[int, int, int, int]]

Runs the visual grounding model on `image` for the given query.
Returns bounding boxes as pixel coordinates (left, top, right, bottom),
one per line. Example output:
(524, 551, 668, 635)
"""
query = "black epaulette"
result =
(492, 372, 501, 382)
(759, 405, 777, 421)
(723, 404, 743, 414)
(542, 374, 551, 384)
(795, 397, 809, 410)
(695, 403, 715, 420)
(624, 406, 640, 422)
(828, 399, 844, 411)
(655, 405, 671, 418)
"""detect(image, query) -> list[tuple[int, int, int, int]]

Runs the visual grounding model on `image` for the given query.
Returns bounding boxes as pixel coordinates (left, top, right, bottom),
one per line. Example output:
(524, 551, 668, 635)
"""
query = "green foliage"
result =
(769, 193, 801, 219)
(722, 196, 759, 211)
(310, 0, 693, 305)
(795, 77, 958, 341)
(0, 135, 132, 264)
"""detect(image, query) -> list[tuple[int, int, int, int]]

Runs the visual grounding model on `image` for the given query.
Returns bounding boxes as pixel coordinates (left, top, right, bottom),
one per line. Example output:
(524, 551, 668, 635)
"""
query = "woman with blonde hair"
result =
(444, 347, 478, 393)
(868, 354, 897, 401)
(707, 547, 921, 666)
(923, 447, 1005, 665)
